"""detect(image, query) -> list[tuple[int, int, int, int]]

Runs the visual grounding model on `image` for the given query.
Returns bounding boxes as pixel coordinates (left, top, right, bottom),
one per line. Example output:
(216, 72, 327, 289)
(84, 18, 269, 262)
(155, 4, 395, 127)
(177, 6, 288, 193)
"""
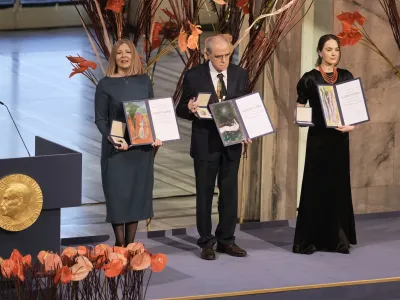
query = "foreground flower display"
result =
(0, 244, 167, 300)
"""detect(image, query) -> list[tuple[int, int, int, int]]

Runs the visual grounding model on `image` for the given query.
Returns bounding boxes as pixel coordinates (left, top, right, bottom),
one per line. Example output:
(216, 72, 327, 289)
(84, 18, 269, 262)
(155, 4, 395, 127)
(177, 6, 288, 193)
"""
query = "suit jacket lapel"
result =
(203, 62, 219, 103)
(226, 64, 236, 100)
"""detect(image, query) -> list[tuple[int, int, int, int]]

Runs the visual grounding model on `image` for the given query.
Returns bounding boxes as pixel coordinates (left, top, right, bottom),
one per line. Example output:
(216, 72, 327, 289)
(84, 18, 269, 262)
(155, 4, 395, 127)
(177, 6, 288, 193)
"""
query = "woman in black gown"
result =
(293, 34, 357, 254)
(94, 39, 162, 247)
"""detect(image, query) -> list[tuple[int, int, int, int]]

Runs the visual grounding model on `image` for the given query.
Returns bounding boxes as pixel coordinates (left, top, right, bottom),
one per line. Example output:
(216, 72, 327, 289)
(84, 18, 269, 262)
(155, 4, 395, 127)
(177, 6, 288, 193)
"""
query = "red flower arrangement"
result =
(0, 244, 167, 299)
(336, 11, 400, 79)
(67, 55, 98, 85)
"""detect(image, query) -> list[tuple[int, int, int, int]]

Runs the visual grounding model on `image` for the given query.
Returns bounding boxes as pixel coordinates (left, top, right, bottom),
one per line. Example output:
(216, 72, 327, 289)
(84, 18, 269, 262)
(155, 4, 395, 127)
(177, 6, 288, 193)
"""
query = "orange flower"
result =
(178, 29, 188, 52)
(77, 246, 87, 256)
(37, 250, 47, 264)
(237, 0, 249, 14)
(66, 56, 85, 63)
(69, 66, 88, 78)
(150, 253, 167, 272)
(337, 11, 366, 27)
(108, 252, 127, 267)
(103, 260, 124, 278)
(78, 61, 97, 70)
(105, 0, 125, 13)
(22, 255, 31, 267)
(75, 256, 93, 271)
(183, 21, 202, 50)
(130, 252, 151, 271)
(187, 34, 199, 50)
(66, 56, 97, 78)
(43, 253, 62, 272)
(337, 28, 362, 46)
(188, 21, 202, 36)
(111, 246, 129, 258)
(151, 22, 163, 52)
(336, 11, 366, 46)
(62, 247, 78, 259)
(1, 259, 15, 278)
(10, 249, 23, 262)
(126, 242, 145, 255)
(70, 264, 90, 281)
(94, 244, 112, 256)
(54, 266, 72, 284)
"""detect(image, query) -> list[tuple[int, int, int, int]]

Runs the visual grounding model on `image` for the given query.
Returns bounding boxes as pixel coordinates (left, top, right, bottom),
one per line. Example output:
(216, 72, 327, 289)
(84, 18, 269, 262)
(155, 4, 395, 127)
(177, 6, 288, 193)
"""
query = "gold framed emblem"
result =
(0, 174, 43, 232)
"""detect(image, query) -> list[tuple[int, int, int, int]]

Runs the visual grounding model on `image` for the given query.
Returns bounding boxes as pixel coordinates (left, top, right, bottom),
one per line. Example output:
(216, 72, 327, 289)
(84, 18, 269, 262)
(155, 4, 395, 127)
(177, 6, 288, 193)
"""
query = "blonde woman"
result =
(95, 39, 162, 247)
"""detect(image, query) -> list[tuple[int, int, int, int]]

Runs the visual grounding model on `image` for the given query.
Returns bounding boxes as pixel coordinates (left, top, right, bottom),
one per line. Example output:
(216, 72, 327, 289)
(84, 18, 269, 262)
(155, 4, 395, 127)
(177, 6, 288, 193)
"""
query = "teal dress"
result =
(94, 74, 154, 223)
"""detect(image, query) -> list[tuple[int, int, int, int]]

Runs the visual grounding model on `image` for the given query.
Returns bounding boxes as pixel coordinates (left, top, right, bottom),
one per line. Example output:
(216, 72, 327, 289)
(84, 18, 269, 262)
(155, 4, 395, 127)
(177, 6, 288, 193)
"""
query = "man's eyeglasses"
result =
(212, 54, 231, 60)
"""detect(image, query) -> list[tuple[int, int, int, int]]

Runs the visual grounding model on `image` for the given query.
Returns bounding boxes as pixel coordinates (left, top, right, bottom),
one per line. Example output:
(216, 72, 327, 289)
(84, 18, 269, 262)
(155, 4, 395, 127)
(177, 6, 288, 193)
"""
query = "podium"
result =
(0, 137, 82, 258)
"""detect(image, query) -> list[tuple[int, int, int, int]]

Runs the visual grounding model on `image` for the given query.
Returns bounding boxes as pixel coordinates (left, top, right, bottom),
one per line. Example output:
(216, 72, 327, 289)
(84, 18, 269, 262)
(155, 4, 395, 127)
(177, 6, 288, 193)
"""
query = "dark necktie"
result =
(216, 73, 227, 101)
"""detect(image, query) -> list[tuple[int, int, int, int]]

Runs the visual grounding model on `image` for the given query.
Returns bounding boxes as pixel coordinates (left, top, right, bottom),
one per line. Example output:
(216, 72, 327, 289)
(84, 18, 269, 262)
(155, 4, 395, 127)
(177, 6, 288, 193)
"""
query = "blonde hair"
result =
(106, 39, 144, 77)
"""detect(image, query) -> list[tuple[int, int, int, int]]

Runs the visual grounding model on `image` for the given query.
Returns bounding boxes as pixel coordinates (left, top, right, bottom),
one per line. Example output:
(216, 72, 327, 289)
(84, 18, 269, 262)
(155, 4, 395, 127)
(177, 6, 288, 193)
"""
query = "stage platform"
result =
(129, 212, 400, 300)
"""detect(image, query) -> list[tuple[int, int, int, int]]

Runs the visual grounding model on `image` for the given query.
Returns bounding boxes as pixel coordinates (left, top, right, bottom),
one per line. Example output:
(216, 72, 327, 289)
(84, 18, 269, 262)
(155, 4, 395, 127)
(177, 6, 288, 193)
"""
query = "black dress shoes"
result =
(200, 248, 216, 260)
(216, 243, 247, 257)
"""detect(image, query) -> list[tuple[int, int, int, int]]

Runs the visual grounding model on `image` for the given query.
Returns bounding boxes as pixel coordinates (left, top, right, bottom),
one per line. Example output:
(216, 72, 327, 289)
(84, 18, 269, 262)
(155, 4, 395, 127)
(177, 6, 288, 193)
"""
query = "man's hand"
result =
(242, 138, 252, 144)
(188, 98, 198, 113)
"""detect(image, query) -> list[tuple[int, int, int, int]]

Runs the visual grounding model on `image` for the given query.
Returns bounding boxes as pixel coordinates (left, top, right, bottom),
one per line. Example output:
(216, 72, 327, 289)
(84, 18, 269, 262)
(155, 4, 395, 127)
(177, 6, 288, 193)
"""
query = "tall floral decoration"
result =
(66, 0, 313, 95)
(336, 11, 400, 80)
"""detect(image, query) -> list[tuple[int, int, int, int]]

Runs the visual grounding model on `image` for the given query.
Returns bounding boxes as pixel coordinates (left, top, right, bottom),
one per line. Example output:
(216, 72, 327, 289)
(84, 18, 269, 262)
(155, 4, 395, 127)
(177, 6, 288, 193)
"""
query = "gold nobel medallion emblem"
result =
(0, 174, 43, 232)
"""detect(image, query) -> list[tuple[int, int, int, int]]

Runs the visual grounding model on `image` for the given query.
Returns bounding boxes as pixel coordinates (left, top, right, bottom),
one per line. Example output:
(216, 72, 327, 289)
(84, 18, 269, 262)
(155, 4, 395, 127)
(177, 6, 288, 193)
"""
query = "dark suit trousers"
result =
(194, 149, 240, 248)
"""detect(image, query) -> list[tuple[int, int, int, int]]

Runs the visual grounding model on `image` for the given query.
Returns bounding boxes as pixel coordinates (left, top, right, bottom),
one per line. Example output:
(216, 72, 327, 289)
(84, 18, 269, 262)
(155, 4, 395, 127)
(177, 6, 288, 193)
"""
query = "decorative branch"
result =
(237, 0, 313, 91)
(379, 0, 400, 50)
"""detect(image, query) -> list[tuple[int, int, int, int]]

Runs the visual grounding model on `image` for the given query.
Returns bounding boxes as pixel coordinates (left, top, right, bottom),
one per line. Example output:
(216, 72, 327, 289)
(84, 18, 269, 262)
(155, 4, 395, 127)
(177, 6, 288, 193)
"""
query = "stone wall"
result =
(334, 0, 400, 213)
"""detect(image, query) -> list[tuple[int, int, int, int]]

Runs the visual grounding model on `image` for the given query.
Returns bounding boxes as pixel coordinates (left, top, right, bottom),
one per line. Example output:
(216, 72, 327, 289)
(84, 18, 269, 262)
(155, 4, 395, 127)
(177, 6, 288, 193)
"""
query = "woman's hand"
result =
(114, 139, 129, 150)
(335, 125, 355, 133)
(152, 138, 163, 147)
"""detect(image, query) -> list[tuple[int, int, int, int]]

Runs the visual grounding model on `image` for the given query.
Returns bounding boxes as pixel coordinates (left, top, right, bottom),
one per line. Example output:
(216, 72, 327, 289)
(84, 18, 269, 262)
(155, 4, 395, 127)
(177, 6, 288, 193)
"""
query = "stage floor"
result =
(137, 212, 400, 300)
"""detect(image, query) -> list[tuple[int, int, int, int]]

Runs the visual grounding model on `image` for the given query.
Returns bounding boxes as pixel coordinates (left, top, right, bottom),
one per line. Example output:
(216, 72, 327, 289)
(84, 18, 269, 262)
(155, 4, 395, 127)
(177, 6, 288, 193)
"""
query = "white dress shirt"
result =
(209, 61, 228, 98)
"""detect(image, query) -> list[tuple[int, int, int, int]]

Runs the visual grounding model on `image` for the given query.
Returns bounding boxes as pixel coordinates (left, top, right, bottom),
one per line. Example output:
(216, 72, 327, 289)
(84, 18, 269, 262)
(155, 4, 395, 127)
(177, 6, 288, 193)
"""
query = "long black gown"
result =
(94, 74, 154, 224)
(293, 68, 357, 254)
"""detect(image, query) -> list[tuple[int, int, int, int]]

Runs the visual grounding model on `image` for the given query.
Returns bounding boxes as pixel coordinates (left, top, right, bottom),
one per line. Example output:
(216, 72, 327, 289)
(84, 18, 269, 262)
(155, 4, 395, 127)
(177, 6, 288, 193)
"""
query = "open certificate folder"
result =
(122, 97, 180, 146)
(317, 78, 370, 128)
(209, 92, 275, 146)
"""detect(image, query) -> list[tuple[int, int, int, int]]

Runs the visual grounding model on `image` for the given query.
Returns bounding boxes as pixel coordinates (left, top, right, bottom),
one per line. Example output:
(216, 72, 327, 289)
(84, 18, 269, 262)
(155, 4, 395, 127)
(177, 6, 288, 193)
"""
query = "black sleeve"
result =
(94, 81, 111, 138)
(176, 73, 195, 121)
(343, 69, 354, 81)
(241, 69, 250, 95)
(296, 72, 312, 105)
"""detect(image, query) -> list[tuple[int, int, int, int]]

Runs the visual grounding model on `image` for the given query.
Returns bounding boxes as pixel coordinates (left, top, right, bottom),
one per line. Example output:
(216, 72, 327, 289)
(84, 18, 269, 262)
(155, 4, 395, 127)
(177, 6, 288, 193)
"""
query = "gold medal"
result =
(0, 174, 43, 232)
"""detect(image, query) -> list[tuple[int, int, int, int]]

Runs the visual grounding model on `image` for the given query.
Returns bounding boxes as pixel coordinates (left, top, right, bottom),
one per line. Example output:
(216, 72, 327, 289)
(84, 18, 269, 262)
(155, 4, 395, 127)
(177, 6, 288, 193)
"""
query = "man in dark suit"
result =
(176, 35, 250, 260)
